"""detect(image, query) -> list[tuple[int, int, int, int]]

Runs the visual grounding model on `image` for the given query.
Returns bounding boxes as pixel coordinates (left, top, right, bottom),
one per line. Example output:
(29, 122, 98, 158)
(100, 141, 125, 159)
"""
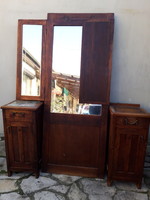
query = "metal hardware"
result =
(124, 118, 138, 125)
(12, 112, 25, 117)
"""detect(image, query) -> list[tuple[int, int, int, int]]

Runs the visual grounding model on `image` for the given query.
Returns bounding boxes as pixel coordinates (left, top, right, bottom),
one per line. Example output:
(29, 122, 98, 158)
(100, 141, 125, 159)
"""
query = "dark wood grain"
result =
(42, 113, 102, 177)
(11, 13, 115, 178)
(80, 21, 113, 104)
(42, 13, 114, 178)
(107, 104, 150, 189)
(1, 101, 43, 178)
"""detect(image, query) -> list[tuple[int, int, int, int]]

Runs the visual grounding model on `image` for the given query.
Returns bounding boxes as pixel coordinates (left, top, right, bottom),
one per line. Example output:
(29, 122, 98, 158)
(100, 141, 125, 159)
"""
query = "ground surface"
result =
(1, 137, 150, 200)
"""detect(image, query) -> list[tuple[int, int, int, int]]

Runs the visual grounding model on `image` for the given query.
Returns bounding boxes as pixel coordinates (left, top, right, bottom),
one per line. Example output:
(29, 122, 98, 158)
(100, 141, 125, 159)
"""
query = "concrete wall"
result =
(0, 0, 150, 135)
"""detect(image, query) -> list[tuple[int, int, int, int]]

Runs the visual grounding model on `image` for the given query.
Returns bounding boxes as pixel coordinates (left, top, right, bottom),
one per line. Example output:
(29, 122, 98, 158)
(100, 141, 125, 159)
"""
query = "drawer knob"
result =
(125, 118, 138, 125)
(12, 112, 25, 117)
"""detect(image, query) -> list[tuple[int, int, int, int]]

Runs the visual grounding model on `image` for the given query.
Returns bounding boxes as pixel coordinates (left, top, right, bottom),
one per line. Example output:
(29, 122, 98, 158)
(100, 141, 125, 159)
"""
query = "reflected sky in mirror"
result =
(23, 25, 42, 63)
(21, 25, 42, 96)
(52, 26, 82, 76)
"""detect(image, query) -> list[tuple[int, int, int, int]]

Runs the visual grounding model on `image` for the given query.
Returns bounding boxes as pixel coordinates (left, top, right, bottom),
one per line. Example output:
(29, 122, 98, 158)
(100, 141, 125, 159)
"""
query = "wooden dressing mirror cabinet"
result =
(2, 13, 114, 178)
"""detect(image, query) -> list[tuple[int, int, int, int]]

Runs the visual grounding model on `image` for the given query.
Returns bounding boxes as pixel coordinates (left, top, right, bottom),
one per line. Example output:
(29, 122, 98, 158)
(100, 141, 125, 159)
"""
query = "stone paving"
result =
(1, 136, 150, 200)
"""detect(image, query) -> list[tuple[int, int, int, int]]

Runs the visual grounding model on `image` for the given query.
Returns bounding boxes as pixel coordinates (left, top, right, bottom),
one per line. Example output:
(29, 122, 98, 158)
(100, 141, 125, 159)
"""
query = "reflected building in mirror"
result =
(22, 47, 40, 96)
(51, 71, 80, 114)
(51, 71, 102, 116)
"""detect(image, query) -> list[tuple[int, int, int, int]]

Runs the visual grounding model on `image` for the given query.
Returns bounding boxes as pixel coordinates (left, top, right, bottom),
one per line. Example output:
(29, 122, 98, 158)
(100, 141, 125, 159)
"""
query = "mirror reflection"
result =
(51, 26, 82, 114)
(51, 26, 101, 116)
(21, 25, 42, 96)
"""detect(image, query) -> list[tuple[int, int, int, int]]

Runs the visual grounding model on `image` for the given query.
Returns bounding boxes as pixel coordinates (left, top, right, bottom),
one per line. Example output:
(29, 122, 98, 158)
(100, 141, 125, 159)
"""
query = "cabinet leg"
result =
(8, 171, 12, 177)
(136, 182, 142, 189)
(35, 171, 39, 178)
(107, 179, 112, 186)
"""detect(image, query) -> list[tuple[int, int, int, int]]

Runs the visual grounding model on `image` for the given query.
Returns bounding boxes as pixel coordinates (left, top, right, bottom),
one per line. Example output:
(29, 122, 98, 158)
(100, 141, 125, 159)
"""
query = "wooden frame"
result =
(42, 13, 114, 178)
(44, 13, 114, 105)
(16, 19, 46, 101)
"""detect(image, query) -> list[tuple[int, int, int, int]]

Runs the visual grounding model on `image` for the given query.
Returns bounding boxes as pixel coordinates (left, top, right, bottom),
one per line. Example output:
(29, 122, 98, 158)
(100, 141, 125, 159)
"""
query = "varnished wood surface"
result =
(46, 164, 99, 178)
(107, 104, 150, 188)
(42, 13, 114, 178)
(42, 113, 101, 176)
(16, 19, 46, 101)
(1, 101, 43, 177)
(80, 19, 114, 104)
(42, 105, 109, 178)
(47, 13, 114, 22)
(12, 13, 114, 178)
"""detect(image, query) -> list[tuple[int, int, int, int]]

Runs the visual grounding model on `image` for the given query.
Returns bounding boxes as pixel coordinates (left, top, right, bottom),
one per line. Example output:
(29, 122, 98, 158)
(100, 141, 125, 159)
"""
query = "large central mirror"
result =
(51, 26, 102, 115)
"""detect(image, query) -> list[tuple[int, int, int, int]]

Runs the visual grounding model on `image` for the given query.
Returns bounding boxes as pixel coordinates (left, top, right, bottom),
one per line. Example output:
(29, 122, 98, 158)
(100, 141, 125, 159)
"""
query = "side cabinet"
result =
(1, 100, 43, 178)
(107, 104, 150, 188)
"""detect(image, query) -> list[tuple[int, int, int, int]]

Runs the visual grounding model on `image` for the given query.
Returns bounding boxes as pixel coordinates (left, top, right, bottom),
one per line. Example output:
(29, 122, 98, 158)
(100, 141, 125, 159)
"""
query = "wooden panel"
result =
(5, 110, 32, 121)
(128, 135, 140, 172)
(6, 122, 35, 167)
(47, 13, 114, 23)
(113, 127, 147, 179)
(22, 125, 35, 163)
(48, 124, 100, 167)
(47, 164, 99, 178)
(42, 113, 103, 175)
(10, 126, 20, 162)
(79, 21, 113, 104)
(50, 113, 100, 126)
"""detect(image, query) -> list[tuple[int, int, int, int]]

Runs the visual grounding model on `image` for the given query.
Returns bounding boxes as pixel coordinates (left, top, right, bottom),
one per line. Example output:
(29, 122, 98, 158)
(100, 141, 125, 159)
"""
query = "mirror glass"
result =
(50, 26, 102, 116)
(51, 26, 82, 114)
(21, 25, 42, 96)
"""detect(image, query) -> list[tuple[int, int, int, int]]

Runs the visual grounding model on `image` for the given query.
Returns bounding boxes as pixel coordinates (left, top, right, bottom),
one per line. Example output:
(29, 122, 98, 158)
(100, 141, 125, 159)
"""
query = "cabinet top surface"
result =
(110, 105, 150, 118)
(1, 100, 43, 110)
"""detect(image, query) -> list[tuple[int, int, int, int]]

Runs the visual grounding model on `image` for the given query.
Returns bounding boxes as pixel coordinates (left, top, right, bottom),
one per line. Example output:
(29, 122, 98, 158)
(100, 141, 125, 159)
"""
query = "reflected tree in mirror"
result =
(21, 25, 42, 96)
(51, 26, 102, 116)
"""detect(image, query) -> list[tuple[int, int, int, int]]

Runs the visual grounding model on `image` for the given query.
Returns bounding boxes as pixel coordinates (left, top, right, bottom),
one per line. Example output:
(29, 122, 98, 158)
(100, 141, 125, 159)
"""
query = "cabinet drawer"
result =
(116, 117, 148, 128)
(5, 110, 33, 121)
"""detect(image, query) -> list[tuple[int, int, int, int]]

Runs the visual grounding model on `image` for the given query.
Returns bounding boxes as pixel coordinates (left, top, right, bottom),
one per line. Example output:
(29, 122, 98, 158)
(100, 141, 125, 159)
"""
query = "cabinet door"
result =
(6, 121, 37, 168)
(113, 127, 147, 178)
